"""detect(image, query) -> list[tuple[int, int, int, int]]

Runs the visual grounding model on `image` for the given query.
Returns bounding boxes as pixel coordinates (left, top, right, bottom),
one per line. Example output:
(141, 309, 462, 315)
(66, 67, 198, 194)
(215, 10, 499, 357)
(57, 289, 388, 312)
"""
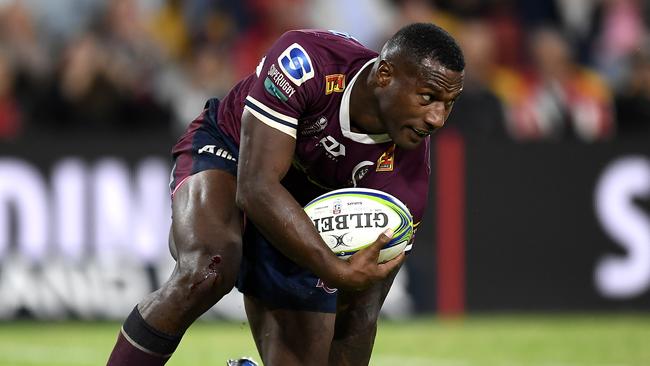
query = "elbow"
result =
(235, 181, 251, 211)
(236, 178, 266, 212)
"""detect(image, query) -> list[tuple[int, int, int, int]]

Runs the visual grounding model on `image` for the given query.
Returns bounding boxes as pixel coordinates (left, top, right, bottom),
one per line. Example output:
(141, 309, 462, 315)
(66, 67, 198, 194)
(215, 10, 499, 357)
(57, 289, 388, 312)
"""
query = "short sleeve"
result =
(244, 31, 321, 139)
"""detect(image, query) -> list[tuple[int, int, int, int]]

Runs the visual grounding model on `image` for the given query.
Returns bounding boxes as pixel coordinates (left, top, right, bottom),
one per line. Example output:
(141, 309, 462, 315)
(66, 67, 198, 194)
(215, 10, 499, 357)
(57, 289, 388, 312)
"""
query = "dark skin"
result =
(135, 52, 463, 365)
(239, 55, 463, 365)
(326, 56, 462, 365)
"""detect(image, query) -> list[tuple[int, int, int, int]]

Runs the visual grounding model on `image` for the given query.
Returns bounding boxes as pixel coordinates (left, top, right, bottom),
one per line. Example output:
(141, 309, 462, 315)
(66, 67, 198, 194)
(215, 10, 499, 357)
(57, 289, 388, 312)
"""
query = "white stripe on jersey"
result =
(339, 57, 392, 144)
(244, 96, 298, 139)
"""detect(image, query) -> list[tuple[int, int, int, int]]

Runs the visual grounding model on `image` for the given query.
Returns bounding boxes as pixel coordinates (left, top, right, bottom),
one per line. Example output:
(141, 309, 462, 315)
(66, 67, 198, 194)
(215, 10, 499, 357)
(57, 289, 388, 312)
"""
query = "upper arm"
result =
(237, 108, 295, 195)
(237, 31, 321, 196)
(242, 30, 319, 132)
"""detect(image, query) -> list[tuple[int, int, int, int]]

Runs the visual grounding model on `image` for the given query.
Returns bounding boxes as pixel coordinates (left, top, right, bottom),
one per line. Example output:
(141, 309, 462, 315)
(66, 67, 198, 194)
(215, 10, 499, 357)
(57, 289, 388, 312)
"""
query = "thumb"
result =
(368, 228, 394, 253)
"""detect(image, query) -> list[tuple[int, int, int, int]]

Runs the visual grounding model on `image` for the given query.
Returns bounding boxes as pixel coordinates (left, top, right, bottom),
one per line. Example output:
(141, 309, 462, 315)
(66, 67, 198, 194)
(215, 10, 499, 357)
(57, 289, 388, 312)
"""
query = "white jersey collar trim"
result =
(339, 57, 392, 144)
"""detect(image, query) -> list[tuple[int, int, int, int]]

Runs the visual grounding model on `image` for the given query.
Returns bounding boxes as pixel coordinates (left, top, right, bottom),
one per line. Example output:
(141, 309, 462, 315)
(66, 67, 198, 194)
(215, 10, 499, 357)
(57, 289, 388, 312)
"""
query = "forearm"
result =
(236, 180, 344, 283)
(236, 112, 400, 290)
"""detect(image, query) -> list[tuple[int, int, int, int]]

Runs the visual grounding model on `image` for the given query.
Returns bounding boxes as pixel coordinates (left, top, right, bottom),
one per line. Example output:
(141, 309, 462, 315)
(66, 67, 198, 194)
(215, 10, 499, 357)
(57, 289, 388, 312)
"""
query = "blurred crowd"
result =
(0, 0, 649, 141)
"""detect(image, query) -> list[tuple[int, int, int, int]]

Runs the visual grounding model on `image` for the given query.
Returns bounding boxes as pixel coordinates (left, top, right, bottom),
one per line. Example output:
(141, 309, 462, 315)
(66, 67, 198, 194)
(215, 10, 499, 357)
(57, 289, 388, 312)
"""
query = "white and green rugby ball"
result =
(304, 188, 413, 263)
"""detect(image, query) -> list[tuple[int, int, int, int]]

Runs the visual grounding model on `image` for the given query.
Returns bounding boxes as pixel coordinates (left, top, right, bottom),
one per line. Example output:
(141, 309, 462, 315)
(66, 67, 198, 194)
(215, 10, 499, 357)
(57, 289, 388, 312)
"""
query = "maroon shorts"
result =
(169, 99, 239, 199)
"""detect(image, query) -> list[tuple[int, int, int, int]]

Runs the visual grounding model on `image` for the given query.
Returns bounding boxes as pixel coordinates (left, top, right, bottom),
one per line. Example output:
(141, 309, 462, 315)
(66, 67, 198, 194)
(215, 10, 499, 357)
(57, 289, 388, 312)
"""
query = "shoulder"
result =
(279, 29, 366, 48)
(274, 29, 372, 64)
(262, 29, 376, 94)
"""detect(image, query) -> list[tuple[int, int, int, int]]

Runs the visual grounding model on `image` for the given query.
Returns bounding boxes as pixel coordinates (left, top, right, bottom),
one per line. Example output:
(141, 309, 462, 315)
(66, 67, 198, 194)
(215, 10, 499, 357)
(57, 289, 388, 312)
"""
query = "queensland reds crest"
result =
(376, 144, 396, 172)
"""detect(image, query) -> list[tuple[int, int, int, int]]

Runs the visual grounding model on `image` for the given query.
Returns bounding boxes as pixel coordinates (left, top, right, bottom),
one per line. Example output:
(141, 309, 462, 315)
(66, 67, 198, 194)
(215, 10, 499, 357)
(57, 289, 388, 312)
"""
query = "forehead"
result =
(394, 59, 465, 92)
(414, 58, 464, 91)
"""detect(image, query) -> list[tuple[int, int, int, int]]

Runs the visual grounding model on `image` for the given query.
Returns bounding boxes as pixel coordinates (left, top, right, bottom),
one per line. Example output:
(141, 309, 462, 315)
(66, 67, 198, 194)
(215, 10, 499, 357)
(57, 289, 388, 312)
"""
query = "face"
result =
(375, 57, 464, 149)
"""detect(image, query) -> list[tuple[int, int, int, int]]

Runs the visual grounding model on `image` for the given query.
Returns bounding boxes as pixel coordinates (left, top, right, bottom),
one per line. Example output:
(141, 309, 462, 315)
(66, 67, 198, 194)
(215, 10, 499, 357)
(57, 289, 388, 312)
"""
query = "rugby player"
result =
(107, 22, 464, 366)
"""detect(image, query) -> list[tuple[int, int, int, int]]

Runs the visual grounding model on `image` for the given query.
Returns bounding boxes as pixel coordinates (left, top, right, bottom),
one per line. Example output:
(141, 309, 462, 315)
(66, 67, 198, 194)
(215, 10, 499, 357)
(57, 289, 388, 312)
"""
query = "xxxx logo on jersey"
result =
(376, 144, 396, 172)
(325, 74, 345, 95)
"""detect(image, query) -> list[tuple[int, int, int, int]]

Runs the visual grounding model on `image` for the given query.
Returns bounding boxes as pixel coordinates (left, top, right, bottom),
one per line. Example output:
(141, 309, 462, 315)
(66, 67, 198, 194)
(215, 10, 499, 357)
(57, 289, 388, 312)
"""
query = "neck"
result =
(349, 62, 383, 134)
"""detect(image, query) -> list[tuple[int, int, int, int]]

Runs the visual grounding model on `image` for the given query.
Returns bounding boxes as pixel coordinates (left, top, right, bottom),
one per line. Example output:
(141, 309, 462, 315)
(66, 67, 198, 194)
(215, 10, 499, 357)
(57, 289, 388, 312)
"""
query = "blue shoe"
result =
(226, 357, 259, 366)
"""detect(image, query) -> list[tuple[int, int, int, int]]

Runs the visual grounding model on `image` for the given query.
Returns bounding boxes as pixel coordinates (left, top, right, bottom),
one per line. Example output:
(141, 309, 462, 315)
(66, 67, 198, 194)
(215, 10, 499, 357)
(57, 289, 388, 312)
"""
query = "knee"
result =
(169, 249, 240, 308)
(336, 298, 382, 332)
(347, 306, 381, 330)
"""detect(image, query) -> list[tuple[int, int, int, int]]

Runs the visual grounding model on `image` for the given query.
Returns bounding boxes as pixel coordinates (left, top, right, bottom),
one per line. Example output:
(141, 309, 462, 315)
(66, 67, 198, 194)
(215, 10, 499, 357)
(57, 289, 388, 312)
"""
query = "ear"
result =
(376, 60, 393, 87)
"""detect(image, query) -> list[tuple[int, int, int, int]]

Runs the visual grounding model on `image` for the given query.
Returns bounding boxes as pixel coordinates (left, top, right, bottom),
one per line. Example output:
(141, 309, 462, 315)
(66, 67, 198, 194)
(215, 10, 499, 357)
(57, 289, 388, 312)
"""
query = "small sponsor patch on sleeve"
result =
(264, 64, 297, 102)
(264, 77, 289, 102)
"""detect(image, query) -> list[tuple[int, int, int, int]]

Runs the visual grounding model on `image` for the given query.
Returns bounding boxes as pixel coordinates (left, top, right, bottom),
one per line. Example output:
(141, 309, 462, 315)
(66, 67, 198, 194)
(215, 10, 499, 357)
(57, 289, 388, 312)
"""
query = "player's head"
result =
(374, 23, 465, 149)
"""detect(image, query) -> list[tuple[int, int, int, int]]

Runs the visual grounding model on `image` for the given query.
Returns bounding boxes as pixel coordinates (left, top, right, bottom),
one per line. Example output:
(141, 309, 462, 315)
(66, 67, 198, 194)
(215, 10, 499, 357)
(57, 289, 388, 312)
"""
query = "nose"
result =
(423, 102, 446, 130)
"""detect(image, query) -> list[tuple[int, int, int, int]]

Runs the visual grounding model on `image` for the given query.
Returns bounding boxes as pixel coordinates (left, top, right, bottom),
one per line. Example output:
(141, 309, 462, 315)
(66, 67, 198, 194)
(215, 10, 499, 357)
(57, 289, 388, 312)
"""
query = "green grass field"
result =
(1, 314, 649, 366)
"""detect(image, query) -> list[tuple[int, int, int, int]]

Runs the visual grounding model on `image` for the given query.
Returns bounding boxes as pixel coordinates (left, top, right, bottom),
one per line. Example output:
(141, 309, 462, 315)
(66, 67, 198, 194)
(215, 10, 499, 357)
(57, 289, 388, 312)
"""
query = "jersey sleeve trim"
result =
(244, 96, 298, 139)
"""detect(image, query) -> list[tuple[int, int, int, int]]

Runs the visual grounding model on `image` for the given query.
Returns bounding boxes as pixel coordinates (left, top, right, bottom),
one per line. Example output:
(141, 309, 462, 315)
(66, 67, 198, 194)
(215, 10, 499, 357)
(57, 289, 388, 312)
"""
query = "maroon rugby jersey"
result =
(216, 30, 430, 238)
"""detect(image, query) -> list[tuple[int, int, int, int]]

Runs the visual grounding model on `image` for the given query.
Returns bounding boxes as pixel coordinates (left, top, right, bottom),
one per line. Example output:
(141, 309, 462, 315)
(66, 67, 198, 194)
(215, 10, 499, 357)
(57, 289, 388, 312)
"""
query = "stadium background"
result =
(1, 0, 650, 365)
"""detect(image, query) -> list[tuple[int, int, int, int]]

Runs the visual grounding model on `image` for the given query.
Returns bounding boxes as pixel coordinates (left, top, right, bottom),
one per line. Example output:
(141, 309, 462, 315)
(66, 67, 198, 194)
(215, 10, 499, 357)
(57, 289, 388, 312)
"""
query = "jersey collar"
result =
(339, 57, 392, 144)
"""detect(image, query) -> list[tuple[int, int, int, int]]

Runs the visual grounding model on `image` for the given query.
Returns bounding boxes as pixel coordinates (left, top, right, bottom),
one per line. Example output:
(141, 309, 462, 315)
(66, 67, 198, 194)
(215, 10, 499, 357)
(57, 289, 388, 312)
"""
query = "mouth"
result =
(411, 127, 433, 137)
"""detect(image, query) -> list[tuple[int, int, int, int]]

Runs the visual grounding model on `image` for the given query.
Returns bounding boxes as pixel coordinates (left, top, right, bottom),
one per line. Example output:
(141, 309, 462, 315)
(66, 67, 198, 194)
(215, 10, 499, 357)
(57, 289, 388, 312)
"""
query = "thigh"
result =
(167, 168, 244, 292)
(328, 265, 401, 366)
(244, 295, 335, 366)
(168, 102, 243, 282)
(335, 264, 399, 320)
(139, 101, 245, 332)
(171, 169, 242, 273)
(236, 223, 339, 312)
(139, 169, 243, 333)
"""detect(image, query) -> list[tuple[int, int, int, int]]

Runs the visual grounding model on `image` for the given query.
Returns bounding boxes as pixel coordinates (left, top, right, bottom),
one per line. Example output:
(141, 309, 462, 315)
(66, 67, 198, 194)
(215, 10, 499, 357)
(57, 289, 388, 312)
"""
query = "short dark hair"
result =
(382, 23, 465, 72)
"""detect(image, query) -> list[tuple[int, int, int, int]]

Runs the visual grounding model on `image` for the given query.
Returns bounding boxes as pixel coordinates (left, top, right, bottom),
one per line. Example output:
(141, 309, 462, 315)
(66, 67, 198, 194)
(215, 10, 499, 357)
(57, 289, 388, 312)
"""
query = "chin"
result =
(394, 136, 424, 150)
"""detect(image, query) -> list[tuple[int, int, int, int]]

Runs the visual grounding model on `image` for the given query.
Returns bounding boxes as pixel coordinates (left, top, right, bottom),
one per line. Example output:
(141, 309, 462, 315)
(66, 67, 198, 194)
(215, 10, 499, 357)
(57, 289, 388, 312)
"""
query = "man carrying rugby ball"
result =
(107, 22, 464, 366)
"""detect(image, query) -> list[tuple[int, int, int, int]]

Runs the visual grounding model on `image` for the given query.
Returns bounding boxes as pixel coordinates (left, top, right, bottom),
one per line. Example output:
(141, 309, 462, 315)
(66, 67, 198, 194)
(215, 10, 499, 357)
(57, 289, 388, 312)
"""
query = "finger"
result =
(367, 228, 394, 254)
(378, 251, 405, 275)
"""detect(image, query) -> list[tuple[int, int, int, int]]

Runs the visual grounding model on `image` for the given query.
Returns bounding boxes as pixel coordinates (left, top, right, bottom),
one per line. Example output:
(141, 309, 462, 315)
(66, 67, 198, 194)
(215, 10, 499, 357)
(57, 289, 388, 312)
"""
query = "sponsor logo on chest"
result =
(319, 135, 346, 158)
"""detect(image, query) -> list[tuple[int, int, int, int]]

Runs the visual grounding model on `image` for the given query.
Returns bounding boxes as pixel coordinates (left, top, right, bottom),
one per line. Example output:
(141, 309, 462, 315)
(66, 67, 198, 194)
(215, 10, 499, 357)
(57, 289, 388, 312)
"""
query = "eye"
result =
(420, 94, 433, 103)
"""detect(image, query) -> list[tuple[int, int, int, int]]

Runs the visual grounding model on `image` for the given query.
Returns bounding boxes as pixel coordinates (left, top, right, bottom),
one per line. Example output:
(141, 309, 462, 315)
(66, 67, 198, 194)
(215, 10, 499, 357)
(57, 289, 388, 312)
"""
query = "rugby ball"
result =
(304, 188, 413, 263)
